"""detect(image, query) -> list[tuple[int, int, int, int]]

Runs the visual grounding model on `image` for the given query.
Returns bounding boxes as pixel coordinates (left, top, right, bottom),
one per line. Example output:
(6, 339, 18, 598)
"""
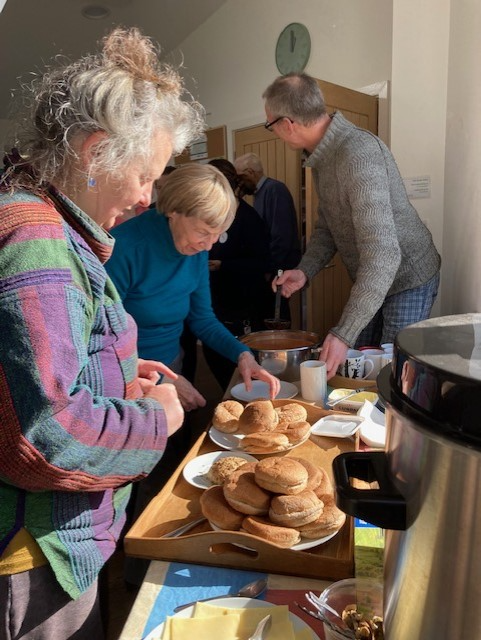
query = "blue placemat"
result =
(142, 563, 267, 638)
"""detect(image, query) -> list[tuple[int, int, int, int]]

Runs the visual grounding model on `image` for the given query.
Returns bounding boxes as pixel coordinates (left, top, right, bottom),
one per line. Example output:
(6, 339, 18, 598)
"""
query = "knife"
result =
(248, 614, 272, 640)
(162, 516, 206, 538)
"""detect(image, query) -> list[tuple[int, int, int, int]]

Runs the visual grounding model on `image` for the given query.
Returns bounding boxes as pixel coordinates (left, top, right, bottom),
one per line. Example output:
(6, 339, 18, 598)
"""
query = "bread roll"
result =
(291, 457, 324, 491)
(207, 456, 251, 485)
(275, 403, 308, 427)
(240, 432, 290, 453)
(212, 400, 244, 433)
(276, 420, 311, 445)
(223, 466, 271, 515)
(269, 490, 324, 527)
(297, 493, 346, 538)
(241, 515, 301, 548)
(254, 457, 308, 494)
(237, 400, 279, 435)
(200, 485, 244, 530)
(312, 467, 334, 497)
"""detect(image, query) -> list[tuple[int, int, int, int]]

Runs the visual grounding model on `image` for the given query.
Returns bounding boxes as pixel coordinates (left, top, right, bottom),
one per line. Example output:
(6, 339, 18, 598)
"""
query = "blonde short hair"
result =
(157, 163, 236, 229)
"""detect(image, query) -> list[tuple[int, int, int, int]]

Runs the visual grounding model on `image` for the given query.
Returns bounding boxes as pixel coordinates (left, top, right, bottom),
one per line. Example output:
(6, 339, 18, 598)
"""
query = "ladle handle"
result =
(274, 269, 283, 321)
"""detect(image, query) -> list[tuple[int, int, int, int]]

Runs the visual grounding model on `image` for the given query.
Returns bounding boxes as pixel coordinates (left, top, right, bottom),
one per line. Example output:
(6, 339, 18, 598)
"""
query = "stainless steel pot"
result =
(332, 314, 481, 640)
(239, 329, 322, 381)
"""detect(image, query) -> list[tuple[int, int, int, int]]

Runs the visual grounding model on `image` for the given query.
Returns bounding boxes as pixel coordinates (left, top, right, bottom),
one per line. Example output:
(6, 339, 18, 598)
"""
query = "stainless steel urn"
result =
(333, 313, 481, 640)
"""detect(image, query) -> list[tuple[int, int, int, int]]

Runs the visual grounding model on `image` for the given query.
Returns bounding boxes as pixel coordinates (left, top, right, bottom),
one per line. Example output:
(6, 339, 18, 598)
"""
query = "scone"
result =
(200, 485, 244, 530)
(207, 456, 251, 485)
(241, 515, 301, 548)
(297, 493, 346, 538)
(269, 489, 324, 527)
(223, 466, 271, 515)
(254, 457, 308, 494)
(237, 400, 279, 434)
(212, 400, 244, 433)
(275, 403, 308, 427)
(240, 432, 290, 453)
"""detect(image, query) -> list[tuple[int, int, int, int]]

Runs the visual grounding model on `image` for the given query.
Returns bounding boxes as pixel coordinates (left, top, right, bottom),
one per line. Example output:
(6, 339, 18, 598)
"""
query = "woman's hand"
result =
(171, 375, 207, 412)
(237, 351, 281, 400)
(137, 358, 178, 392)
(208, 259, 221, 272)
(319, 333, 349, 380)
(273, 269, 307, 298)
(143, 384, 184, 436)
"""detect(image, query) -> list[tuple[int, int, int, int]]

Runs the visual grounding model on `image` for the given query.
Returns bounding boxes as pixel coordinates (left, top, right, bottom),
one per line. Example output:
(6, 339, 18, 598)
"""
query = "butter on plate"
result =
(160, 601, 315, 640)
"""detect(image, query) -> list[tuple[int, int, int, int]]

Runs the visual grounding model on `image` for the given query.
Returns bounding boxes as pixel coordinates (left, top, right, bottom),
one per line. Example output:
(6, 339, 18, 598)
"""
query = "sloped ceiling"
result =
(0, 0, 227, 118)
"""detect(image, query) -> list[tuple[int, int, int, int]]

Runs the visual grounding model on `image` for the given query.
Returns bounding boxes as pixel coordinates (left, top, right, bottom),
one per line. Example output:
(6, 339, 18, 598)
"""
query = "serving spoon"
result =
(173, 577, 268, 612)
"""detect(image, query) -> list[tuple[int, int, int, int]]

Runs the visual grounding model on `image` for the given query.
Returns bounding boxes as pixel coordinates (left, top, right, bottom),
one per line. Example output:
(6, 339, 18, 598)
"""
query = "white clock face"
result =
(275, 22, 311, 75)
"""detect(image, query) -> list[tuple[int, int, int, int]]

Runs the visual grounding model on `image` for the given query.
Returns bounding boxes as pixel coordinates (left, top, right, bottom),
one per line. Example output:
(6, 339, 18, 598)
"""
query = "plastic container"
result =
(318, 577, 383, 640)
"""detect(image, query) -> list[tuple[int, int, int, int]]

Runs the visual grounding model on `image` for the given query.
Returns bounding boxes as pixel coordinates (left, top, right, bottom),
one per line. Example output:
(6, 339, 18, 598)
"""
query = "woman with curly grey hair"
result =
(0, 27, 204, 639)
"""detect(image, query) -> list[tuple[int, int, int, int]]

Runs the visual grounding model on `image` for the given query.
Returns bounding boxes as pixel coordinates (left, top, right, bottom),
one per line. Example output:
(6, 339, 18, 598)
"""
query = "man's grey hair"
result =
(233, 152, 263, 174)
(262, 73, 327, 126)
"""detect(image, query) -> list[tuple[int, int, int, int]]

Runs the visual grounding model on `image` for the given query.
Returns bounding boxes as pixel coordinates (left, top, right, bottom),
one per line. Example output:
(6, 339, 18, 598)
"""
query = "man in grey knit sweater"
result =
(263, 73, 441, 379)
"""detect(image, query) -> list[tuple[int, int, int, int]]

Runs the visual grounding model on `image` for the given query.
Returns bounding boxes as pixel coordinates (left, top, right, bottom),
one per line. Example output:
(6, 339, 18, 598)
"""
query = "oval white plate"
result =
(143, 596, 320, 640)
(359, 421, 386, 449)
(182, 451, 258, 489)
(208, 426, 309, 454)
(310, 414, 364, 438)
(230, 380, 298, 402)
(209, 521, 340, 552)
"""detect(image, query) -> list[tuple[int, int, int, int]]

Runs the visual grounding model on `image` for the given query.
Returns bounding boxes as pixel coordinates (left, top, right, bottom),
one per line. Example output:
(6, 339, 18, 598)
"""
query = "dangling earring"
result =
(88, 177, 96, 188)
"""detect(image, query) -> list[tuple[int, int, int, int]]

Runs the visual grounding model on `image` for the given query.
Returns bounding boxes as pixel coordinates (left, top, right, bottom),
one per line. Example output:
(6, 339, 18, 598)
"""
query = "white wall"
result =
(176, 0, 392, 156)
(442, 1, 481, 312)
(391, 0, 450, 315)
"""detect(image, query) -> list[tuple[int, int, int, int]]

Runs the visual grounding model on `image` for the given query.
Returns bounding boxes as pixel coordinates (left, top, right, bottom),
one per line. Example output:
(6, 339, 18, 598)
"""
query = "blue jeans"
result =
(355, 273, 440, 348)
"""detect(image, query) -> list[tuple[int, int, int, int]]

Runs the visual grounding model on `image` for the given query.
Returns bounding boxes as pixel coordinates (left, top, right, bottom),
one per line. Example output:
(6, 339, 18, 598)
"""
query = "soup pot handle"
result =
(332, 451, 407, 530)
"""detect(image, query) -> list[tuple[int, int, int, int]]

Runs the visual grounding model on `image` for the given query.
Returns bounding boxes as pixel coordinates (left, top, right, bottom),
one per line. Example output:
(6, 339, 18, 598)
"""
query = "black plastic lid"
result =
(379, 313, 481, 447)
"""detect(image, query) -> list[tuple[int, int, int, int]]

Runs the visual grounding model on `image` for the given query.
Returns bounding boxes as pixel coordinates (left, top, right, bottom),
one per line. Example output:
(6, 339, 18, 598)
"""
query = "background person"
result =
(202, 158, 272, 390)
(0, 26, 200, 639)
(262, 72, 441, 379)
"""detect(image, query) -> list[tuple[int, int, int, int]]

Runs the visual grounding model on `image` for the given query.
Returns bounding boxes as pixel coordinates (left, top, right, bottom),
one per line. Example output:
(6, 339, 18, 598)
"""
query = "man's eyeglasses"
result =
(264, 116, 293, 131)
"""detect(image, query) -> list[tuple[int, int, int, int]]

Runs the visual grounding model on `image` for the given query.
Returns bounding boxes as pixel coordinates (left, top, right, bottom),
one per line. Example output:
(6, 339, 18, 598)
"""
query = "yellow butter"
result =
(349, 391, 377, 403)
(167, 613, 241, 640)
(192, 602, 295, 639)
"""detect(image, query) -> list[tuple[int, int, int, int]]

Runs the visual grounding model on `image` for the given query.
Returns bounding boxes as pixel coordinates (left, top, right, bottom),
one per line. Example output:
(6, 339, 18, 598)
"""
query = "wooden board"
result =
(124, 400, 355, 582)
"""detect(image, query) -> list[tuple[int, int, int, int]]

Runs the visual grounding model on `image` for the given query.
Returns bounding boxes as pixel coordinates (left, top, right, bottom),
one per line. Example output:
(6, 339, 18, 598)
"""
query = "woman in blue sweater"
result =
(107, 163, 279, 409)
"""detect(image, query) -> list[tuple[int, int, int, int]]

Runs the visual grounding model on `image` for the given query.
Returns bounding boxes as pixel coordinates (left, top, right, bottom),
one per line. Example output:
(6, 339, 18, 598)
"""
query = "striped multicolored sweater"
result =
(0, 186, 169, 599)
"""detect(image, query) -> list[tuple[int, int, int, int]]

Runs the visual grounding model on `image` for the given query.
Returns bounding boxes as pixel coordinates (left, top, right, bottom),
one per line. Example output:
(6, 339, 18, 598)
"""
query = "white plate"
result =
(209, 521, 339, 552)
(230, 380, 298, 402)
(358, 400, 386, 448)
(310, 414, 364, 438)
(143, 596, 320, 640)
(208, 426, 309, 454)
(182, 451, 258, 489)
(359, 421, 386, 448)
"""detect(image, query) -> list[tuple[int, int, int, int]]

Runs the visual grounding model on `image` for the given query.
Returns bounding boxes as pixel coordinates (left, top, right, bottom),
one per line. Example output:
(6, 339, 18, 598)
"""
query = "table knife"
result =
(163, 516, 206, 538)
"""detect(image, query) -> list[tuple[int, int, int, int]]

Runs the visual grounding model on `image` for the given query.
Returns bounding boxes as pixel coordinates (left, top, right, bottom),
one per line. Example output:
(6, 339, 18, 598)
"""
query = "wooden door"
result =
(234, 79, 378, 339)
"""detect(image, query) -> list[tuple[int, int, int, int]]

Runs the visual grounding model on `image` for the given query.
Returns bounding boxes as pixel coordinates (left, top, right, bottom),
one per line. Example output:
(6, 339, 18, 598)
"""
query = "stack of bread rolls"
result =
(199, 455, 346, 548)
(211, 399, 312, 453)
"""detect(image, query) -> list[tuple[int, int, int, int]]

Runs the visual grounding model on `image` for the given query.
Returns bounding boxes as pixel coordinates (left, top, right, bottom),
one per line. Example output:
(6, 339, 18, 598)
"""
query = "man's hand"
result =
(273, 269, 307, 298)
(319, 333, 349, 380)
(237, 351, 281, 400)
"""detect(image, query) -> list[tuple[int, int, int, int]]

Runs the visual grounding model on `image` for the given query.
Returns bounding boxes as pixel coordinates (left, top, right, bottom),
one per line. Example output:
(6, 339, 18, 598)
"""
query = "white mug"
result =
(338, 349, 374, 380)
(300, 360, 327, 404)
(360, 348, 385, 381)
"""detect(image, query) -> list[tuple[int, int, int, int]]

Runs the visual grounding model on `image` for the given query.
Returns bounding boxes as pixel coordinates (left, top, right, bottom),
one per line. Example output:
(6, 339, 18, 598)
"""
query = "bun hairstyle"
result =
(5, 27, 205, 191)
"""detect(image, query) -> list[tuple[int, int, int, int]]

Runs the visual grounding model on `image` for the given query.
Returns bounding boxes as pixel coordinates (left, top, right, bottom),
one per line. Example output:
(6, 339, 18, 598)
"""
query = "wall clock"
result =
(275, 22, 311, 75)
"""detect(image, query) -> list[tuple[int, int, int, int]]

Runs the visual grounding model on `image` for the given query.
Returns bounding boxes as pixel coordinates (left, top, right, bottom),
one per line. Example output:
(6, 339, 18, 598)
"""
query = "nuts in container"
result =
(342, 604, 384, 639)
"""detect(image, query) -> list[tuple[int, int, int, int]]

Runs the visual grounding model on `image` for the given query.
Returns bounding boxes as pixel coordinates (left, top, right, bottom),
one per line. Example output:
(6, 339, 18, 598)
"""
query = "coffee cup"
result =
(381, 342, 394, 354)
(338, 349, 374, 380)
(300, 360, 327, 404)
(359, 348, 385, 381)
